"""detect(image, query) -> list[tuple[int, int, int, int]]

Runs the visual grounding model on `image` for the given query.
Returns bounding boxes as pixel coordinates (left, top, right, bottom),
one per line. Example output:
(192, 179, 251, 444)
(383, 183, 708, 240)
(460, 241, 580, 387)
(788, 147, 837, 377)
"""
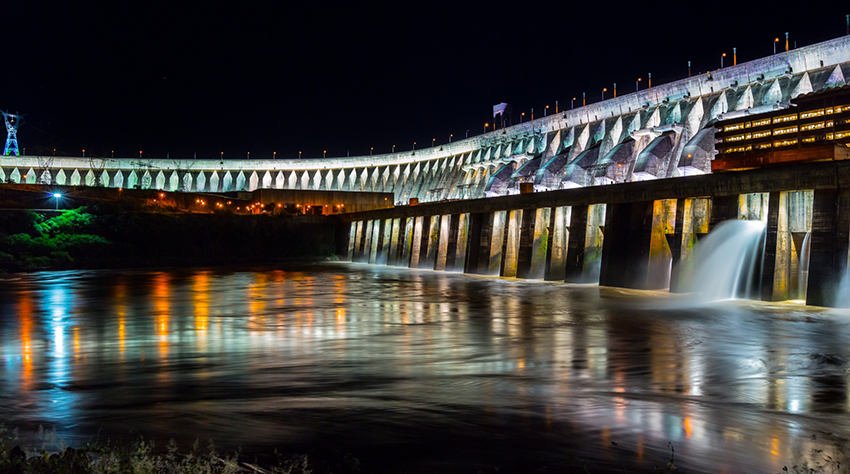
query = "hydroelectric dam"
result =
(3, 36, 849, 204)
(4, 36, 850, 308)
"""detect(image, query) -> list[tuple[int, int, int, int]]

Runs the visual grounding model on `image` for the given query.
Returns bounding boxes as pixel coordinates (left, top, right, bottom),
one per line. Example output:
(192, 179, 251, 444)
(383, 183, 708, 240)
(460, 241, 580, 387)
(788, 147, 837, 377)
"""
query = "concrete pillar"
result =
(399, 217, 414, 267)
(424, 215, 441, 269)
(347, 223, 357, 261)
(599, 201, 654, 289)
(435, 215, 452, 271)
(444, 214, 461, 272)
(763, 191, 814, 301)
(583, 204, 607, 283)
(353, 221, 365, 262)
(387, 218, 402, 266)
(489, 210, 508, 276)
(368, 219, 381, 264)
(464, 212, 486, 274)
(807, 188, 850, 307)
(647, 199, 677, 289)
(454, 213, 470, 272)
(739, 193, 770, 221)
(517, 208, 551, 280)
(669, 198, 710, 292)
(501, 210, 523, 277)
(410, 216, 424, 268)
(545, 206, 571, 281)
(565, 205, 589, 283)
(376, 219, 392, 265)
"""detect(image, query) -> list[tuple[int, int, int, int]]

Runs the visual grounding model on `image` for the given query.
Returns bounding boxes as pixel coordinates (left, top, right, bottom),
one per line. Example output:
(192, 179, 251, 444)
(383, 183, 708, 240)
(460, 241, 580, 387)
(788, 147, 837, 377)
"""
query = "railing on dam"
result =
(339, 160, 850, 308)
(4, 37, 850, 205)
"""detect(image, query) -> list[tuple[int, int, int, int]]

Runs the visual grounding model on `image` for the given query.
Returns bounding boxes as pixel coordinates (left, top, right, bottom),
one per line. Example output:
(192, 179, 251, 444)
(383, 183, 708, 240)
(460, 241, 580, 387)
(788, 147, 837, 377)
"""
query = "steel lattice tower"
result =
(3, 111, 21, 156)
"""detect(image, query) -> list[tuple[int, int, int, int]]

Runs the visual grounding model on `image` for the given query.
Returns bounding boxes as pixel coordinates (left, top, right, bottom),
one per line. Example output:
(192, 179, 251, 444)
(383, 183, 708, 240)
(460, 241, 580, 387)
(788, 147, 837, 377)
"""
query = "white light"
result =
(53, 193, 61, 198)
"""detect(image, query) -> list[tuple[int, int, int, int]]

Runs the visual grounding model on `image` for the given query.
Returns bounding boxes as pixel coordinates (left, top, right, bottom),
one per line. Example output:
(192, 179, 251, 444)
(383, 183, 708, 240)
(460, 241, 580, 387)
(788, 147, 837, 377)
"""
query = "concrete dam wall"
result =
(3, 36, 850, 205)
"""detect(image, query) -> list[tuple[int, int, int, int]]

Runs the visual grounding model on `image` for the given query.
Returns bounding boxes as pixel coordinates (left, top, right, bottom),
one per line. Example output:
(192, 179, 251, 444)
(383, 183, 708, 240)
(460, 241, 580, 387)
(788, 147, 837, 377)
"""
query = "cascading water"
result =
(797, 230, 812, 299)
(685, 220, 766, 302)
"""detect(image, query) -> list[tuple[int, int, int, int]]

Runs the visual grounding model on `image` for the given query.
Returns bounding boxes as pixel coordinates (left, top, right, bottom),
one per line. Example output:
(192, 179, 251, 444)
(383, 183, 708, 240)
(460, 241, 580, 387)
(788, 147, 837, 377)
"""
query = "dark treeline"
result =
(0, 204, 341, 272)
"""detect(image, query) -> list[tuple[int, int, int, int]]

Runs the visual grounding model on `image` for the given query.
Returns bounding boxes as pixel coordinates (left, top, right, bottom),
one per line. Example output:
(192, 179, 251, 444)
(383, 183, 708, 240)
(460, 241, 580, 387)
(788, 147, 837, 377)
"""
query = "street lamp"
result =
(572, 97, 575, 109)
(484, 123, 489, 133)
(299, 151, 302, 159)
(545, 105, 549, 117)
(648, 73, 651, 88)
(392, 144, 396, 153)
(521, 112, 525, 123)
(139, 150, 142, 158)
(273, 151, 276, 159)
(449, 134, 453, 143)
(531, 108, 534, 120)
(82, 149, 85, 157)
(370, 147, 374, 155)
(636, 77, 641, 91)
(602, 88, 607, 100)
(721, 53, 726, 68)
(774, 37, 779, 54)
(432, 138, 436, 147)
(582, 93, 586, 106)
(555, 100, 558, 113)
(323, 150, 326, 158)
(53, 193, 61, 210)
(613, 83, 617, 98)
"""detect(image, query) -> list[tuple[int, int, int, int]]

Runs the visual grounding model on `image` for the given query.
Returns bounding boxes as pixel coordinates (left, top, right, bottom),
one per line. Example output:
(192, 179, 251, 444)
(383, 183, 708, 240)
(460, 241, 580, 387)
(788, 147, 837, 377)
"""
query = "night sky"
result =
(3, 1, 847, 160)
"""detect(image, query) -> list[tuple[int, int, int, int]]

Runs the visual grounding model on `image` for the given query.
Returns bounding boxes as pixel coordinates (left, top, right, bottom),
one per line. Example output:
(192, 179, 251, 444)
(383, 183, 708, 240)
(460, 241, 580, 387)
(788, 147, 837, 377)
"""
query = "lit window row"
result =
(802, 137, 817, 143)
(751, 118, 771, 127)
(752, 130, 771, 139)
(723, 123, 744, 132)
(800, 109, 826, 119)
(800, 122, 825, 131)
(774, 139, 798, 147)
(724, 145, 752, 153)
(756, 142, 772, 149)
(726, 134, 748, 142)
(836, 131, 850, 140)
(835, 104, 850, 114)
(773, 125, 798, 135)
(773, 113, 798, 124)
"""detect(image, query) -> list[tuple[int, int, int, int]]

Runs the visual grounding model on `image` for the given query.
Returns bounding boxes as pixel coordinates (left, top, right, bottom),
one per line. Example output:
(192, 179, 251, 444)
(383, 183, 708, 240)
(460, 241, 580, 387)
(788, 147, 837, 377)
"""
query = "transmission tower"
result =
(2, 111, 21, 156)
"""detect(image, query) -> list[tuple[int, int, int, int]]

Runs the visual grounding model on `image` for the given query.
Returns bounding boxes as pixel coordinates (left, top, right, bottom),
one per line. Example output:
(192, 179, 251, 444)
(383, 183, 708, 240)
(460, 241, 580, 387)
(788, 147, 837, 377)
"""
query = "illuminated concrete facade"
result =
(3, 36, 850, 204)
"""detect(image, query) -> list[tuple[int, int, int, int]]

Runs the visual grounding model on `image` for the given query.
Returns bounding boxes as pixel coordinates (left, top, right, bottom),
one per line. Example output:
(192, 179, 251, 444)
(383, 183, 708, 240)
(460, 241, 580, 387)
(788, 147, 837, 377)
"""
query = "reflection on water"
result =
(1, 264, 849, 472)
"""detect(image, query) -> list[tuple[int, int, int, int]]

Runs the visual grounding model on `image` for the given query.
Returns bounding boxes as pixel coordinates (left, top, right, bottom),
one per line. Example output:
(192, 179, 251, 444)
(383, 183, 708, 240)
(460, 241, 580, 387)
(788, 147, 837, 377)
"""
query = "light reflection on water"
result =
(0, 264, 849, 472)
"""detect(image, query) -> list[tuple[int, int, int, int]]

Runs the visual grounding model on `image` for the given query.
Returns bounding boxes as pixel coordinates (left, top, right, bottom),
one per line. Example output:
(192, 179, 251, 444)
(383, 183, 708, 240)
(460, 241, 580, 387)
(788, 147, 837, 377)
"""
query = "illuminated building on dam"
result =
(3, 36, 850, 205)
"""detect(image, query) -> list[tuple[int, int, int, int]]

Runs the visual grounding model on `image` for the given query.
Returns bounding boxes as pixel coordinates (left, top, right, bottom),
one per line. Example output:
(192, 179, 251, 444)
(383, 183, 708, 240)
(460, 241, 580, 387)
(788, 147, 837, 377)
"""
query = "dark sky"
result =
(2, 1, 847, 159)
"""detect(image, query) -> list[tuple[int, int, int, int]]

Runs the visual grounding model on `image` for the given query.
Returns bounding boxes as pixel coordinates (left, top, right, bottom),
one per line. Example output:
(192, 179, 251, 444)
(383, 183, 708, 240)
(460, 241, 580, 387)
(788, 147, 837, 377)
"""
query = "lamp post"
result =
(721, 53, 726, 68)
(688, 61, 691, 77)
(299, 151, 302, 159)
(392, 145, 396, 153)
(220, 152, 223, 164)
(733, 47, 737, 65)
(613, 83, 617, 98)
(555, 100, 558, 113)
(531, 108, 534, 120)
(774, 37, 779, 54)
(582, 93, 586, 106)
(273, 151, 276, 159)
(370, 147, 373, 155)
(636, 77, 641, 91)
(432, 138, 436, 147)
(572, 97, 575, 109)
(545, 105, 549, 117)
(465, 130, 469, 138)
(484, 123, 488, 133)
(602, 88, 606, 101)
(785, 32, 789, 52)
(82, 149, 85, 157)
(139, 150, 143, 158)
(521, 112, 525, 123)
(449, 134, 453, 143)
(53, 193, 61, 211)
(323, 150, 326, 158)
(412, 142, 416, 151)
(648, 73, 651, 88)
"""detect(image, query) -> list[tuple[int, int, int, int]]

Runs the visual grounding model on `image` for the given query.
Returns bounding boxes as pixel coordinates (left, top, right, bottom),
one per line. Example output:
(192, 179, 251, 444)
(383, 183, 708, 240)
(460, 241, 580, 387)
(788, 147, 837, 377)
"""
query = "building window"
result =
(773, 113, 798, 124)
(773, 126, 798, 136)
(773, 139, 798, 147)
(751, 118, 771, 127)
(800, 109, 825, 119)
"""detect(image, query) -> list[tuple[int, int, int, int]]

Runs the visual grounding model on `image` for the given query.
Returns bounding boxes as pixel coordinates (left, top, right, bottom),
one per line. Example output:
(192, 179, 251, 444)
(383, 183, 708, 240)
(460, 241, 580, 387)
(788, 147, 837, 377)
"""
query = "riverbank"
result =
(0, 205, 344, 272)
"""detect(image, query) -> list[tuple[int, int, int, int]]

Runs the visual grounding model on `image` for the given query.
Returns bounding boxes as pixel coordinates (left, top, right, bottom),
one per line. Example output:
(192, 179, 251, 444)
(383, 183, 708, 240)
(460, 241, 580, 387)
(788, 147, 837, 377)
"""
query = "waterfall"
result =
(685, 220, 766, 302)
(797, 230, 812, 299)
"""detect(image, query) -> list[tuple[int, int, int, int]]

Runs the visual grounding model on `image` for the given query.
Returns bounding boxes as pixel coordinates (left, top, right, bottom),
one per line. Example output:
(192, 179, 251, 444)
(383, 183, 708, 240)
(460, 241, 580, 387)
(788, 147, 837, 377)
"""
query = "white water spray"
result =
(685, 220, 766, 302)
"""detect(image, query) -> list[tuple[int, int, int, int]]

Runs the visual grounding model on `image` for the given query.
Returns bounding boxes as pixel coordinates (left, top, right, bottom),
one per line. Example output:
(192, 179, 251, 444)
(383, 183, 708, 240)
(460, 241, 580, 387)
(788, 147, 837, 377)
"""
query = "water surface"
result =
(1, 263, 849, 472)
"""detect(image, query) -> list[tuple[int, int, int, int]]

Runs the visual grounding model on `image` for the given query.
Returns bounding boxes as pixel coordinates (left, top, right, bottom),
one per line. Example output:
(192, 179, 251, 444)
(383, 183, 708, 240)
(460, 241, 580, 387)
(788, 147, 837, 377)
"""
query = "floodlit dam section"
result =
(3, 36, 850, 205)
(340, 160, 850, 307)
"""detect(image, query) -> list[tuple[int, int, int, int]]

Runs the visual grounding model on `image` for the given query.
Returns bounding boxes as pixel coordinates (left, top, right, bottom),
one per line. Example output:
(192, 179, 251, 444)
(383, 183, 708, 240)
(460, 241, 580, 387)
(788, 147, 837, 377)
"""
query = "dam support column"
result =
(517, 208, 551, 280)
(669, 198, 710, 292)
(565, 205, 589, 283)
(435, 215, 452, 271)
(387, 218, 402, 266)
(487, 211, 507, 276)
(501, 210, 523, 277)
(377, 219, 392, 265)
(599, 201, 653, 289)
(762, 191, 813, 301)
(422, 215, 440, 269)
(545, 206, 571, 281)
(399, 217, 414, 267)
(409, 217, 424, 268)
(647, 199, 677, 289)
(807, 188, 850, 307)
(444, 214, 462, 272)
(709, 195, 740, 231)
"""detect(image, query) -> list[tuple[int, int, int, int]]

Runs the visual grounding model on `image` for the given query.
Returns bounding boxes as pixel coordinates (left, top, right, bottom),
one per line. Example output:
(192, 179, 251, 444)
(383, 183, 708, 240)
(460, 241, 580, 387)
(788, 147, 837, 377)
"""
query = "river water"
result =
(1, 263, 849, 473)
